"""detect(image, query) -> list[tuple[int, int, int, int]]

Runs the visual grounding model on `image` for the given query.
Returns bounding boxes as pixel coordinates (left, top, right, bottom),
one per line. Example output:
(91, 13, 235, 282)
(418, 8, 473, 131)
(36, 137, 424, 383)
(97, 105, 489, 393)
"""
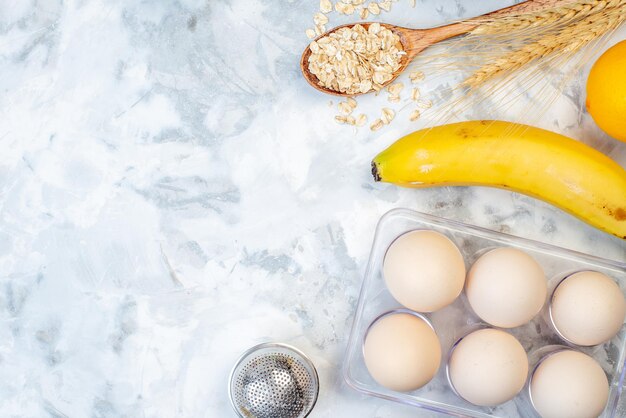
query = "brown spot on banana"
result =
(457, 128, 470, 139)
(372, 161, 381, 182)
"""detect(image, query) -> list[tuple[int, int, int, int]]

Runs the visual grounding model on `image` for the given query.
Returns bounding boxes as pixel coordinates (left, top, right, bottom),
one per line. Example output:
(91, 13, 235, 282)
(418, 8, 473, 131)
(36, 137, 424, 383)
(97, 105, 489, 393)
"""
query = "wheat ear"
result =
(463, 3, 626, 88)
(470, 0, 624, 34)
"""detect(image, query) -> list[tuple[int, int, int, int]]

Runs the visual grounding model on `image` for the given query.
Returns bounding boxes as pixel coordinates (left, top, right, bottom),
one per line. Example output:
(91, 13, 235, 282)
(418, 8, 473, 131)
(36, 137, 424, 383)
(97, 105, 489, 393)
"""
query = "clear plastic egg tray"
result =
(343, 208, 626, 418)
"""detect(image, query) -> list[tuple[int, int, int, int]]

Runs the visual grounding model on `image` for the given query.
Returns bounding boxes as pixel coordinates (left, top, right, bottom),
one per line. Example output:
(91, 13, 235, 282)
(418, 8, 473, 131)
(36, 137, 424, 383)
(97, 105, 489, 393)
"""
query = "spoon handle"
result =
(406, 0, 567, 56)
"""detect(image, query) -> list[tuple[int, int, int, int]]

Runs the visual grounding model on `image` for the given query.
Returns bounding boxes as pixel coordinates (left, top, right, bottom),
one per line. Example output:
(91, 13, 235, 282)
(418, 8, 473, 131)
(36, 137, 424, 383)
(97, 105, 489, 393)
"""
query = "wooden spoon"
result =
(301, 0, 564, 96)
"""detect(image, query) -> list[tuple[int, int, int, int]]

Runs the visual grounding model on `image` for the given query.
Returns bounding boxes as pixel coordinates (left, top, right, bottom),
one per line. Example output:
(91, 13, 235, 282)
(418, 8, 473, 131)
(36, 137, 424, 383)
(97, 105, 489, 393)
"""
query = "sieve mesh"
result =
(229, 343, 319, 418)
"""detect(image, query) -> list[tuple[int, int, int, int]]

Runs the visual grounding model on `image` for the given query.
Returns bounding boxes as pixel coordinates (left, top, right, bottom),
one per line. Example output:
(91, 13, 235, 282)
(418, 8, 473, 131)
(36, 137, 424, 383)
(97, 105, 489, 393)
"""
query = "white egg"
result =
(551, 271, 626, 346)
(448, 328, 528, 406)
(363, 312, 441, 392)
(383, 230, 466, 312)
(530, 350, 609, 418)
(466, 247, 547, 328)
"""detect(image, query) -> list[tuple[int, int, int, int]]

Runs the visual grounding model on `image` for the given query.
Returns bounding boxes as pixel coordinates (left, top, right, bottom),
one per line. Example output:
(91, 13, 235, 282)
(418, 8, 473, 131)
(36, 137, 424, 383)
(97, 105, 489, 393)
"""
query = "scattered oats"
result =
(359, 7, 369, 19)
(320, 0, 333, 13)
(335, 115, 348, 124)
(356, 113, 367, 126)
(387, 82, 404, 96)
(367, 2, 381, 15)
(409, 71, 425, 83)
(379, 0, 392, 12)
(346, 115, 356, 125)
(315, 25, 325, 36)
(386, 83, 402, 102)
(411, 87, 420, 101)
(352, 0, 365, 5)
(417, 99, 432, 109)
(409, 0, 416, 7)
(409, 109, 421, 121)
(306, 28, 316, 39)
(370, 118, 384, 131)
(336, 2, 355, 14)
(338, 101, 354, 114)
(307, 24, 405, 94)
(381, 107, 395, 124)
(347, 97, 357, 108)
(314, 12, 329, 26)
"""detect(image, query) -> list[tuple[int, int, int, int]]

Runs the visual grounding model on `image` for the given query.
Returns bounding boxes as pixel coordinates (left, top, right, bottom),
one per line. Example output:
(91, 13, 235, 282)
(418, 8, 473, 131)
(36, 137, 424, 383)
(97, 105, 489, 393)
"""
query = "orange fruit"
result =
(586, 40, 626, 143)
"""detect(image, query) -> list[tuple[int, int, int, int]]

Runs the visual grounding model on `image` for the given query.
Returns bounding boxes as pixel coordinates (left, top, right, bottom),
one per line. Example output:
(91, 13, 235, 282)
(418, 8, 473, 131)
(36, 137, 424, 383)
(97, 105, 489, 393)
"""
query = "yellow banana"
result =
(372, 120, 626, 239)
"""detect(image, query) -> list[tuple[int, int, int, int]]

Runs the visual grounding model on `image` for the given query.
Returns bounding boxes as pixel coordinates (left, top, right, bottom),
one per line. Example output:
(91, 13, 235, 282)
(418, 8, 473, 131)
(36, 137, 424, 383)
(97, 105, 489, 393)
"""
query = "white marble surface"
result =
(1, 1, 625, 417)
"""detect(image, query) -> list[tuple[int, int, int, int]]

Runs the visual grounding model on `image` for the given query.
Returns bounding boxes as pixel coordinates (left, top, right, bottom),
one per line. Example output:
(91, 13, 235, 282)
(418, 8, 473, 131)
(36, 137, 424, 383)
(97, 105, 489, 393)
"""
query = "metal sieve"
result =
(228, 342, 319, 418)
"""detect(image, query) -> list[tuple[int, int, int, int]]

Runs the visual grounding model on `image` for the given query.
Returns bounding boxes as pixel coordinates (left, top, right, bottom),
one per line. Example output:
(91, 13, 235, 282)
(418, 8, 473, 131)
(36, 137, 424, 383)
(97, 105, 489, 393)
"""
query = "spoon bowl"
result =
(300, 23, 414, 97)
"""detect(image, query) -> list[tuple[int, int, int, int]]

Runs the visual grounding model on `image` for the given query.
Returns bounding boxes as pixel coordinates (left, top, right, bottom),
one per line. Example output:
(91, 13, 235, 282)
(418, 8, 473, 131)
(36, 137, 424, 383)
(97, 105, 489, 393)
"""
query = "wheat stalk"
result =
(470, 0, 624, 34)
(463, 2, 626, 88)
